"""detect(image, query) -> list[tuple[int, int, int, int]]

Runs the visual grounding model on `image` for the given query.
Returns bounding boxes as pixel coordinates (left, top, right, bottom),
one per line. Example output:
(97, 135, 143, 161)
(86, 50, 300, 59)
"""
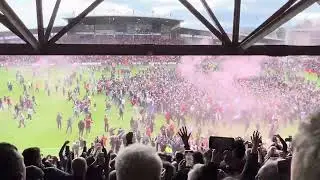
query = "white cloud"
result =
(143, 0, 234, 14)
(294, 12, 320, 21)
(89, 2, 134, 16)
(3, 0, 134, 29)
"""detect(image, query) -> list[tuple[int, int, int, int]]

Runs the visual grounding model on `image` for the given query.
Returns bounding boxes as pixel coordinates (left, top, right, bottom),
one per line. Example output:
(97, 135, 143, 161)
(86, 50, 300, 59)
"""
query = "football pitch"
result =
(0, 66, 165, 155)
(0, 65, 300, 155)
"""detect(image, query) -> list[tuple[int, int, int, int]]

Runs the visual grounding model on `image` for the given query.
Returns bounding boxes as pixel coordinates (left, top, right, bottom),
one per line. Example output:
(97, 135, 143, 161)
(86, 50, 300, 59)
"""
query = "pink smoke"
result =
(177, 56, 267, 113)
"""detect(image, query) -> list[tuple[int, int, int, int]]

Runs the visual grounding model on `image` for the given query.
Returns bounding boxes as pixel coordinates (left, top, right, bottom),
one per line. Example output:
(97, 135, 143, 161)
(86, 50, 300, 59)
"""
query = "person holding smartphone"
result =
(185, 150, 194, 168)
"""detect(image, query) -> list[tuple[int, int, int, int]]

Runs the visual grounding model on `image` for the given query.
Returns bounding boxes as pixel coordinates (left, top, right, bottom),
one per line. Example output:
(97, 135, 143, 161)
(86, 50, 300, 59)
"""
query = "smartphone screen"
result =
(185, 150, 194, 167)
(209, 136, 235, 151)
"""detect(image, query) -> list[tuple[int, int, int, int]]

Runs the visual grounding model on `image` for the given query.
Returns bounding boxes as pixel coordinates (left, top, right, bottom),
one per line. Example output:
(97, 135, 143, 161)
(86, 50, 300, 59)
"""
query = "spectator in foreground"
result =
(22, 146, 70, 180)
(115, 143, 163, 180)
(187, 164, 204, 180)
(0, 143, 26, 180)
(72, 157, 87, 180)
(22, 147, 42, 168)
(291, 112, 320, 180)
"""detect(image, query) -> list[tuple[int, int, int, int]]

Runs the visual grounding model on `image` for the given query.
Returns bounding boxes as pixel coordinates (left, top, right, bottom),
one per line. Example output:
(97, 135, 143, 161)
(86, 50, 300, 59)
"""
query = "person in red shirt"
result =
(131, 96, 137, 106)
(165, 111, 171, 124)
(169, 122, 175, 132)
(84, 82, 89, 94)
(100, 134, 107, 147)
(213, 103, 223, 121)
(146, 127, 151, 138)
(180, 103, 186, 114)
(85, 114, 93, 135)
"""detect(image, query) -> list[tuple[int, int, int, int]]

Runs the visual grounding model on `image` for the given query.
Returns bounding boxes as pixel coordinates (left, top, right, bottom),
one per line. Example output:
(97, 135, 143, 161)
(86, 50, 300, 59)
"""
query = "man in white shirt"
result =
(18, 113, 26, 128)
(27, 108, 33, 120)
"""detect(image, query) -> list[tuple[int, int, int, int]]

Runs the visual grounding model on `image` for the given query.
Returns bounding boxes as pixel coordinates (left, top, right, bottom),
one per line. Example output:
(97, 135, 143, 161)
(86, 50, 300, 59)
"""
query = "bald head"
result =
(0, 143, 26, 180)
(115, 144, 162, 180)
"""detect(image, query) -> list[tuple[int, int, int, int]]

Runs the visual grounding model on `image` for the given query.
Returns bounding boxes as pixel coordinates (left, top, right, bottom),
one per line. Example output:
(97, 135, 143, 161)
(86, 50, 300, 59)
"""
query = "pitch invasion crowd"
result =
(1, 56, 320, 180)
(1, 56, 320, 153)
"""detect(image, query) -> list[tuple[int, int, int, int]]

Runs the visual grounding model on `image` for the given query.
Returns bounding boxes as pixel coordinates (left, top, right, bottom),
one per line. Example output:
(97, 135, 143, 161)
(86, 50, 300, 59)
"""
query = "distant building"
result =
(0, 15, 284, 45)
(286, 19, 320, 45)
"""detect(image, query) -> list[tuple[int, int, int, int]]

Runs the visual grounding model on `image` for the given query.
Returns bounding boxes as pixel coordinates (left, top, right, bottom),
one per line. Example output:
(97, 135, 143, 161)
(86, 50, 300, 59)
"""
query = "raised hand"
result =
(251, 131, 262, 152)
(178, 126, 191, 150)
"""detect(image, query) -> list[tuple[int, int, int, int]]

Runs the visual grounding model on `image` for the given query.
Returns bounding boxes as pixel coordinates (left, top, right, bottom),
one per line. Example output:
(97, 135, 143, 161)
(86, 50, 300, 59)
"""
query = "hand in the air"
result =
(251, 131, 262, 152)
(178, 126, 191, 148)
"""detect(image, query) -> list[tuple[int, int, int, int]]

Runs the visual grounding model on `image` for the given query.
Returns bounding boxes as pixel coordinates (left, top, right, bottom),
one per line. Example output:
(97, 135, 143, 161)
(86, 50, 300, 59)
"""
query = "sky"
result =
(0, 0, 319, 33)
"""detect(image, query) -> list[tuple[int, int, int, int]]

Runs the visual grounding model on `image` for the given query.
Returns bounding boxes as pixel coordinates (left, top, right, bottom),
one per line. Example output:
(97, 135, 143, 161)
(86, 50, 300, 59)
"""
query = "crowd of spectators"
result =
(1, 111, 320, 180)
(58, 34, 186, 45)
(0, 55, 180, 66)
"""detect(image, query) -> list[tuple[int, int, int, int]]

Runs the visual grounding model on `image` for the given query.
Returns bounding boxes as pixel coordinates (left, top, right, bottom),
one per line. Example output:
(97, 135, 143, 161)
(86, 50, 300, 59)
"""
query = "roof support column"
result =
(200, 0, 230, 43)
(0, 0, 39, 50)
(45, 0, 61, 42)
(240, 0, 317, 49)
(178, 0, 231, 45)
(48, 0, 103, 44)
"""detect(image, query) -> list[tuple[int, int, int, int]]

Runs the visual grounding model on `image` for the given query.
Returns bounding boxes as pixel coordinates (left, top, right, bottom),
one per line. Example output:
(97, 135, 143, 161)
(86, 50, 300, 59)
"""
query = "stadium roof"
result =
(66, 16, 182, 27)
(0, 0, 318, 55)
(175, 27, 283, 42)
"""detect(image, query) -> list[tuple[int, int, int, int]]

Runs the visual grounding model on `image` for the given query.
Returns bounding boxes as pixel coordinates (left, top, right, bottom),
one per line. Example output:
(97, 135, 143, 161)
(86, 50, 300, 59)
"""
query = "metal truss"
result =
(241, 0, 318, 49)
(178, 0, 231, 45)
(0, 0, 318, 56)
(0, 44, 318, 56)
(200, 0, 230, 44)
(45, 0, 61, 42)
(240, 0, 298, 48)
(0, 1, 38, 50)
(232, 0, 241, 45)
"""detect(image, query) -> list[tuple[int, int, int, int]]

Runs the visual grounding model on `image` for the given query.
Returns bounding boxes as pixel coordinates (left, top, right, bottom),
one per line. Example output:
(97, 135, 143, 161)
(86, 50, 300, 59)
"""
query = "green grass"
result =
(0, 66, 301, 155)
(0, 67, 165, 155)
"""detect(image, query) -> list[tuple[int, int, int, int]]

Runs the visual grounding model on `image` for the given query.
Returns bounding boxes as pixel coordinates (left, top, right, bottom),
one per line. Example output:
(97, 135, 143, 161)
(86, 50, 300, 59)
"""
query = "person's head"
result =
(188, 164, 204, 180)
(22, 147, 41, 167)
(188, 163, 218, 180)
(272, 135, 278, 143)
(0, 143, 26, 180)
(115, 144, 162, 180)
(258, 158, 285, 180)
(96, 152, 105, 166)
(193, 151, 204, 164)
(72, 157, 87, 179)
(291, 112, 320, 180)
(232, 140, 245, 160)
(175, 151, 184, 163)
